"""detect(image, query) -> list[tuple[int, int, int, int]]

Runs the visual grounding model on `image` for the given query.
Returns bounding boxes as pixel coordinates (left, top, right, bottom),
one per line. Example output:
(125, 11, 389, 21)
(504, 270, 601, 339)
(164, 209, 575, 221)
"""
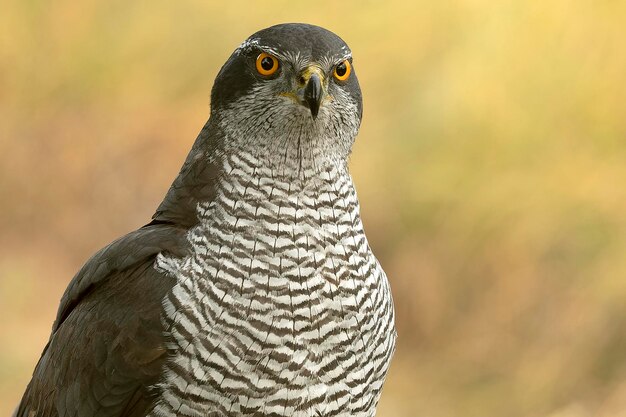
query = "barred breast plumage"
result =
(152, 147, 395, 416)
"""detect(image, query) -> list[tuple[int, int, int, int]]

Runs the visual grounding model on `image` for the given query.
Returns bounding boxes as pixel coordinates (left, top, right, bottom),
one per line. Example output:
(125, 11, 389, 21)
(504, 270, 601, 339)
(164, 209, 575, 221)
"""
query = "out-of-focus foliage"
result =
(1, 1, 625, 416)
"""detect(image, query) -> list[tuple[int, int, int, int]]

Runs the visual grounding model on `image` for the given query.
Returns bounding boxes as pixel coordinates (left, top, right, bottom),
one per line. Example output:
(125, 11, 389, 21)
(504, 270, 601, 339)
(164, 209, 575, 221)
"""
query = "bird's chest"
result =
(152, 157, 395, 416)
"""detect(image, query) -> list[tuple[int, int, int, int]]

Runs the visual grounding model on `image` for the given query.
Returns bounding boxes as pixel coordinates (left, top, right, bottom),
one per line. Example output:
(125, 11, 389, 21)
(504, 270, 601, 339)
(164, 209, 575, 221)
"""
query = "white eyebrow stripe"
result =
(237, 38, 353, 70)
(236, 37, 260, 52)
(247, 44, 292, 63)
(319, 53, 352, 71)
(259, 46, 282, 56)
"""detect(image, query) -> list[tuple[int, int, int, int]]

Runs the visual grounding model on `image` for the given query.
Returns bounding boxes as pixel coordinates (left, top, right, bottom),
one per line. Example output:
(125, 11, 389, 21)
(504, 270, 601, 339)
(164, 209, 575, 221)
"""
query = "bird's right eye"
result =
(256, 52, 279, 76)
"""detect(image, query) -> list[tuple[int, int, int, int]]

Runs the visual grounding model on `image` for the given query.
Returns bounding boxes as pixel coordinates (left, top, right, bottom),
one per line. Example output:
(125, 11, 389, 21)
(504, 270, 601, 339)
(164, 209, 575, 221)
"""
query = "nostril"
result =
(299, 76, 306, 85)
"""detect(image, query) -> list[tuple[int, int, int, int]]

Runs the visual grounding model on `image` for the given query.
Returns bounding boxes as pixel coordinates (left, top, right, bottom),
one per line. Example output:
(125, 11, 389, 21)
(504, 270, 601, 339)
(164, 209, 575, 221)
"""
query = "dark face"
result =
(209, 24, 363, 165)
(211, 23, 362, 119)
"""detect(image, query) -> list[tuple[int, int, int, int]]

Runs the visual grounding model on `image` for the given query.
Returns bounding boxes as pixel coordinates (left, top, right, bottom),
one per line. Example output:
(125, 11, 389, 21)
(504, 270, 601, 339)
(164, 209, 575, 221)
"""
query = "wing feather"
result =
(15, 224, 187, 417)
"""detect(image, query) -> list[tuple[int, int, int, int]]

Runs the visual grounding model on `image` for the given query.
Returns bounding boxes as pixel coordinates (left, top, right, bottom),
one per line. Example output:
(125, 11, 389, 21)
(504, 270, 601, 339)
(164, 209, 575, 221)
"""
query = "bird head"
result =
(209, 23, 363, 168)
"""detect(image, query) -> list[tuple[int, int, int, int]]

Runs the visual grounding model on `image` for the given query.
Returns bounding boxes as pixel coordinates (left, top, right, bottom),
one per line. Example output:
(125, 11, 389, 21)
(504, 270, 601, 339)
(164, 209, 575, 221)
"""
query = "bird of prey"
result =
(15, 23, 396, 417)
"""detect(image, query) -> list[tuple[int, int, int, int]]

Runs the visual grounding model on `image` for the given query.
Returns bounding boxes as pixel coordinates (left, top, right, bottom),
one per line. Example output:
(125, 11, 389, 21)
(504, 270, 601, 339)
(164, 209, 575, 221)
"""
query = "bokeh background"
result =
(2, 1, 626, 416)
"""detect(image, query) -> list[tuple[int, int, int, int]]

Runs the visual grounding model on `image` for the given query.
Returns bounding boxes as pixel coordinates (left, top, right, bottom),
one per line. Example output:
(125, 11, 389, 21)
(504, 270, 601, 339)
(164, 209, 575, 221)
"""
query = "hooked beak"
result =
(299, 66, 326, 119)
(303, 73, 323, 119)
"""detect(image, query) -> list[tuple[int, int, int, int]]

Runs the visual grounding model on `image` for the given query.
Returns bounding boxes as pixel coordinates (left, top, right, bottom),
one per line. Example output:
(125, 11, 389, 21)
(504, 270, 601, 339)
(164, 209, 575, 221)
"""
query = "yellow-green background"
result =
(1, 1, 625, 416)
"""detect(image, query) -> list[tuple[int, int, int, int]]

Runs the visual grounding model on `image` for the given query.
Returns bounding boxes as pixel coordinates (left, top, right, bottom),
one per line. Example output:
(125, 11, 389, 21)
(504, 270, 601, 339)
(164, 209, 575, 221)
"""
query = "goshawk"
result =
(16, 23, 396, 417)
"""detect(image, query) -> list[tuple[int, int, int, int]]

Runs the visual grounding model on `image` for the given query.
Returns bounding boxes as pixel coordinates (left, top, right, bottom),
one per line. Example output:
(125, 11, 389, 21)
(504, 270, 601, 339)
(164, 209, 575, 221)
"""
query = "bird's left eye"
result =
(256, 52, 279, 76)
(333, 60, 352, 81)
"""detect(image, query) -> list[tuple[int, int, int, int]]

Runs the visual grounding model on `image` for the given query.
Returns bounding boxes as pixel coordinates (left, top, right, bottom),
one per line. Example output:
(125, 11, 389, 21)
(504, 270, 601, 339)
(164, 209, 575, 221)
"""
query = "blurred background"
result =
(1, 1, 625, 416)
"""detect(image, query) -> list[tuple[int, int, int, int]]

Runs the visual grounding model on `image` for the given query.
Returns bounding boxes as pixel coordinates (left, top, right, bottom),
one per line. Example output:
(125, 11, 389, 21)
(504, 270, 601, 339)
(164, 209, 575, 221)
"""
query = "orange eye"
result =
(333, 60, 351, 81)
(255, 52, 279, 76)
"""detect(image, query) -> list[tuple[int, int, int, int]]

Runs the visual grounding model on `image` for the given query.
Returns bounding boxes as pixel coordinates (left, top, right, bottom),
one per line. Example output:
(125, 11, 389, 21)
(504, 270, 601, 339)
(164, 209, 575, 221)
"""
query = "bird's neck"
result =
(213, 107, 356, 176)
(204, 147, 359, 222)
(187, 147, 364, 271)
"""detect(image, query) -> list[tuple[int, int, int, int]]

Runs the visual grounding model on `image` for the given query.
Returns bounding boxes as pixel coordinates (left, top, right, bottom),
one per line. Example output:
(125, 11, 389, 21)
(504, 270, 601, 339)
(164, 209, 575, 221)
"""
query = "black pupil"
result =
(261, 56, 274, 71)
(336, 62, 347, 76)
